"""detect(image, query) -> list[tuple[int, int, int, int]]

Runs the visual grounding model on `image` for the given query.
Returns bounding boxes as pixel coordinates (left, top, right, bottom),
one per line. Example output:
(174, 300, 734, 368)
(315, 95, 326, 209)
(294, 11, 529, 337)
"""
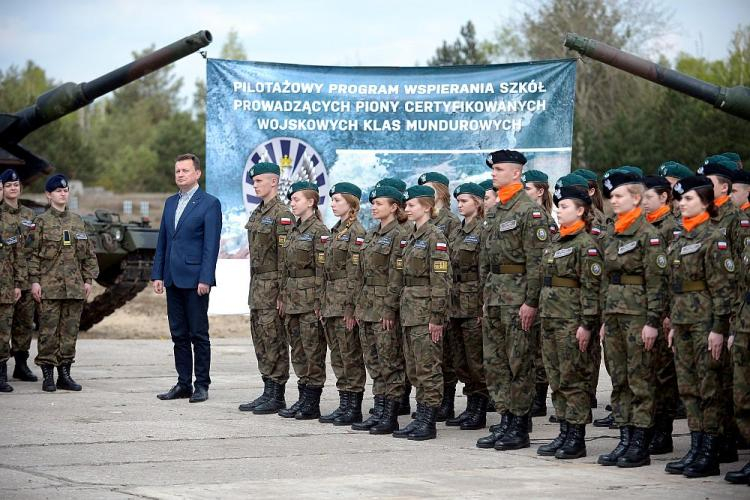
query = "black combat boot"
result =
(537, 420, 568, 456)
(278, 384, 306, 418)
(684, 433, 721, 478)
(41, 365, 56, 392)
(334, 392, 363, 426)
(320, 391, 349, 424)
(593, 412, 616, 428)
(408, 404, 438, 441)
(530, 383, 548, 417)
(56, 364, 82, 391)
(616, 427, 651, 468)
(253, 381, 286, 414)
(446, 394, 476, 427)
(461, 395, 488, 430)
(12, 352, 38, 382)
(398, 382, 412, 416)
(239, 377, 271, 412)
(724, 461, 750, 484)
(436, 383, 455, 422)
(393, 402, 423, 438)
(718, 432, 739, 464)
(477, 413, 511, 449)
(295, 386, 322, 420)
(666, 431, 702, 474)
(556, 424, 586, 459)
(649, 416, 673, 455)
(353, 395, 384, 431)
(370, 398, 400, 434)
(495, 413, 531, 450)
(597, 425, 632, 466)
(0, 361, 13, 392)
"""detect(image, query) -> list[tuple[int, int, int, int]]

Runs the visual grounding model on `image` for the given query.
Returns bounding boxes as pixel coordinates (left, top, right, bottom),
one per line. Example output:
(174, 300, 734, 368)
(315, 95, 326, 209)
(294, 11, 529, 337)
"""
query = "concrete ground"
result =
(1, 338, 747, 499)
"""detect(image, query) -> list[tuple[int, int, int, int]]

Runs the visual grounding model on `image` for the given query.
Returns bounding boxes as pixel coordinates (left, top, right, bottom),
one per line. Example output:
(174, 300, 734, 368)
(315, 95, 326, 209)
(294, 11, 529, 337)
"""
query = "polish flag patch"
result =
(436, 242, 448, 251)
(587, 248, 598, 256)
(591, 227, 601, 235)
(741, 220, 750, 228)
(532, 211, 542, 219)
(320, 235, 329, 243)
(400, 240, 407, 248)
(649, 238, 660, 246)
(355, 237, 364, 246)
(280, 217, 292, 225)
(718, 241, 728, 250)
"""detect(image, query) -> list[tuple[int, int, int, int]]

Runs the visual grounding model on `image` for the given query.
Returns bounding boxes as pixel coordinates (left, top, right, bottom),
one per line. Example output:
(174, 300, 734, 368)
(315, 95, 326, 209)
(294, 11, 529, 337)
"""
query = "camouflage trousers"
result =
(733, 330, 750, 441)
(653, 329, 680, 420)
(34, 299, 84, 367)
(442, 323, 457, 387)
(359, 320, 405, 399)
(0, 304, 13, 363)
(324, 317, 366, 392)
(285, 312, 327, 388)
(672, 319, 727, 434)
(603, 313, 656, 428)
(541, 318, 593, 425)
(720, 345, 736, 439)
(250, 309, 289, 385)
(450, 317, 487, 396)
(11, 290, 35, 354)
(483, 306, 535, 416)
(403, 325, 443, 407)
(531, 316, 548, 386)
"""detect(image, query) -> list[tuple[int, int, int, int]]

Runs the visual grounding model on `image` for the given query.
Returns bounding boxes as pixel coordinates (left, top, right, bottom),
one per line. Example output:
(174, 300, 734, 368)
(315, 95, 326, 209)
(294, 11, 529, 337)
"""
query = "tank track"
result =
(80, 251, 155, 331)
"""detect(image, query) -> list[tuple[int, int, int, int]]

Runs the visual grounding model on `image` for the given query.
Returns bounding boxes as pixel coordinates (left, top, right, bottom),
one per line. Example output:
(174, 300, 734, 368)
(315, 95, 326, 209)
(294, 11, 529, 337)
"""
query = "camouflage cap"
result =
(453, 182, 485, 199)
(643, 175, 671, 191)
(478, 179, 496, 192)
(329, 182, 362, 199)
(287, 180, 319, 200)
(618, 165, 644, 178)
(571, 168, 598, 182)
(45, 174, 69, 192)
(418, 172, 450, 187)
(248, 162, 280, 178)
(657, 161, 693, 180)
(520, 169, 548, 184)
(376, 177, 407, 192)
(672, 175, 713, 201)
(485, 149, 527, 167)
(0, 169, 19, 185)
(555, 173, 589, 189)
(403, 185, 435, 201)
(369, 186, 404, 204)
(602, 170, 643, 199)
(731, 169, 750, 186)
(553, 185, 591, 207)
(697, 157, 738, 179)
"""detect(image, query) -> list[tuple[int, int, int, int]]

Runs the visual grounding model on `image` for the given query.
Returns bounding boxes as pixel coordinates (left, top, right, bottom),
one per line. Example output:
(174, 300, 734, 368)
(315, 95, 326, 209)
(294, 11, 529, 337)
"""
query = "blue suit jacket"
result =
(151, 187, 222, 288)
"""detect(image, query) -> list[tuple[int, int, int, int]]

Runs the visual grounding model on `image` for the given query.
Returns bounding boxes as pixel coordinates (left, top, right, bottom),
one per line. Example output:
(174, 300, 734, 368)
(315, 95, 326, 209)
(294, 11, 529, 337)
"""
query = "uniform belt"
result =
(489, 264, 525, 274)
(326, 270, 347, 281)
(454, 271, 479, 283)
(609, 273, 644, 285)
(288, 268, 315, 278)
(543, 276, 580, 288)
(365, 276, 388, 286)
(404, 276, 430, 286)
(252, 270, 280, 279)
(672, 280, 707, 293)
(252, 264, 278, 274)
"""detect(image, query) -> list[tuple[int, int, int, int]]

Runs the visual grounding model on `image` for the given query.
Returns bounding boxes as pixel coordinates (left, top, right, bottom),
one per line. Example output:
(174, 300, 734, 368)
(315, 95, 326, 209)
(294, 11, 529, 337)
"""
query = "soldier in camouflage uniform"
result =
(445, 183, 488, 431)
(536, 184, 602, 459)
(239, 163, 293, 415)
(277, 181, 330, 420)
(392, 185, 451, 441)
(573, 168, 608, 235)
(318, 182, 367, 426)
(657, 161, 694, 218)
(662, 175, 735, 478)
(29, 174, 99, 392)
(0, 169, 37, 382)
(352, 186, 408, 434)
(479, 179, 497, 213)
(596, 169, 668, 469)
(475, 150, 550, 452)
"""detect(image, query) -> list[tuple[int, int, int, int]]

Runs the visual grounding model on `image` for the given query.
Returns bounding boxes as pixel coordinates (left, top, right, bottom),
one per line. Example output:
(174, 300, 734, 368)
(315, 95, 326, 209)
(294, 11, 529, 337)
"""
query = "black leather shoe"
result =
(538, 420, 568, 456)
(370, 398, 400, 434)
(460, 395, 488, 430)
(495, 413, 530, 451)
(649, 417, 673, 455)
(41, 365, 56, 392)
(684, 433, 721, 478)
(353, 395, 384, 431)
(616, 427, 651, 468)
(725, 461, 750, 484)
(718, 433, 739, 464)
(157, 384, 192, 400)
(477, 413, 511, 449)
(0, 361, 13, 392)
(12, 352, 38, 382)
(408, 405, 438, 441)
(393, 403, 423, 438)
(239, 377, 271, 411)
(295, 386, 322, 419)
(253, 381, 286, 414)
(666, 431, 702, 474)
(334, 392, 363, 426)
(56, 364, 82, 391)
(278, 384, 306, 418)
(320, 391, 348, 424)
(593, 412, 616, 428)
(446, 394, 475, 427)
(397, 382, 412, 416)
(598, 425, 632, 466)
(189, 386, 209, 403)
(556, 424, 586, 459)
(436, 384, 456, 422)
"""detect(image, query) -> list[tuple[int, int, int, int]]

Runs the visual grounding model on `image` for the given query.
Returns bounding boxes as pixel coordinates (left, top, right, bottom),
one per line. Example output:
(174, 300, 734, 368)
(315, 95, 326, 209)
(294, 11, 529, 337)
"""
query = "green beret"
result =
(571, 168, 598, 182)
(602, 168, 621, 179)
(478, 179, 496, 192)
(376, 177, 406, 192)
(418, 172, 449, 187)
(657, 161, 693, 180)
(369, 186, 404, 204)
(403, 185, 435, 201)
(329, 182, 362, 199)
(703, 154, 730, 165)
(453, 182, 485, 199)
(287, 181, 318, 200)
(698, 158, 738, 179)
(555, 173, 589, 189)
(248, 162, 280, 178)
(520, 170, 548, 184)
(618, 165, 644, 178)
(721, 152, 741, 164)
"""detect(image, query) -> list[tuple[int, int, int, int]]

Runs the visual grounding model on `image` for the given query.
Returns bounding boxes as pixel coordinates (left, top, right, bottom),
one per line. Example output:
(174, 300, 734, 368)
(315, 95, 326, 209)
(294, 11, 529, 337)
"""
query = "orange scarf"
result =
(614, 207, 642, 234)
(682, 211, 710, 233)
(497, 182, 523, 205)
(646, 204, 671, 223)
(715, 195, 730, 207)
(741, 201, 750, 211)
(559, 219, 586, 238)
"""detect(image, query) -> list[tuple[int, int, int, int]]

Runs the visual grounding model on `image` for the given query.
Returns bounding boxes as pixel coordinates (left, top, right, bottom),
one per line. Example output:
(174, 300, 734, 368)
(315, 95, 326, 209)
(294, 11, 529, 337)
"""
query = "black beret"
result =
(485, 149, 527, 168)
(0, 169, 19, 184)
(643, 175, 671, 191)
(731, 169, 750, 186)
(697, 158, 737, 179)
(601, 171, 642, 199)
(45, 174, 69, 192)
(553, 185, 591, 207)
(672, 175, 713, 200)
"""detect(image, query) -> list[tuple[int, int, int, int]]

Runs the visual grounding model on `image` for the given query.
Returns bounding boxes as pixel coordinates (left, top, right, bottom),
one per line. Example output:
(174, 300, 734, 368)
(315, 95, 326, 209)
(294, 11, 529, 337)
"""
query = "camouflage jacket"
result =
(479, 189, 550, 308)
(592, 207, 609, 236)
(712, 200, 743, 262)
(245, 196, 294, 309)
(734, 241, 750, 334)
(668, 220, 734, 335)
(355, 219, 406, 322)
(432, 208, 461, 238)
(601, 215, 667, 328)
(449, 217, 483, 318)
(539, 229, 603, 331)
(321, 218, 365, 318)
(649, 210, 682, 245)
(281, 215, 330, 314)
(400, 221, 451, 326)
(28, 207, 99, 300)
(0, 215, 26, 304)
(737, 207, 750, 254)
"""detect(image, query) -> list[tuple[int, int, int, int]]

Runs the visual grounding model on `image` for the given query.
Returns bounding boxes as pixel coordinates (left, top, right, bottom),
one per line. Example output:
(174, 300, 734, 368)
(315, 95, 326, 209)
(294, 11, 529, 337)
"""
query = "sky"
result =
(1, 0, 748, 106)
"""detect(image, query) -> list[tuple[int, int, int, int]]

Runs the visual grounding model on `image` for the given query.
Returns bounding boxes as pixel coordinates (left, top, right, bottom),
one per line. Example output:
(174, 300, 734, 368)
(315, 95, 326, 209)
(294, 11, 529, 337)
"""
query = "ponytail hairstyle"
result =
(393, 202, 408, 224)
(431, 182, 451, 211)
(341, 193, 361, 226)
(692, 185, 719, 218)
(530, 182, 553, 213)
(588, 180, 604, 212)
(301, 190, 322, 220)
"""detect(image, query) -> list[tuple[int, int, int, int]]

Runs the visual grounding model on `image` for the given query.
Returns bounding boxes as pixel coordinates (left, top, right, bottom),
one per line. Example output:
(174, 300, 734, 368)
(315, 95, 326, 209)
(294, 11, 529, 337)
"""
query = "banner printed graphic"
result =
(207, 59, 577, 258)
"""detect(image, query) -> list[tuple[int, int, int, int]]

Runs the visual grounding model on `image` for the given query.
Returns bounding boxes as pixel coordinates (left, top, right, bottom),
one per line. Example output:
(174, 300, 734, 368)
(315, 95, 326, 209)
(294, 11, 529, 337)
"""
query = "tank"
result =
(2, 30, 212, 330)
(563, 33, 750, 121)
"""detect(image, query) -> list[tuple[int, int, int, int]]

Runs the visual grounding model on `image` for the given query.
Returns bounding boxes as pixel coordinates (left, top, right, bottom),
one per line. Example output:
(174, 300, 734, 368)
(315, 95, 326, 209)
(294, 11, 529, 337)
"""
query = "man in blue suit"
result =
(151, 153, 222, 403)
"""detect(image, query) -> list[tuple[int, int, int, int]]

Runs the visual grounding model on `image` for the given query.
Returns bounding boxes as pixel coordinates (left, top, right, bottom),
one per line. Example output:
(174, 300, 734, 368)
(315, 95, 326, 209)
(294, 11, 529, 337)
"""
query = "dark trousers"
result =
(166, 286, 211, 389)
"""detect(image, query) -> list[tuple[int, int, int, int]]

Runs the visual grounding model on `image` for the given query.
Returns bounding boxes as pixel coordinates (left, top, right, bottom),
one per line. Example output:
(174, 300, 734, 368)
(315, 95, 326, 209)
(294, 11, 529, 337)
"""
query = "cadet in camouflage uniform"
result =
(0, 169, 37, 382)
(476, 150, 550, 452)
(277, 181, 330, 420)
(392, 185, 451, 441)
(445, 183, 488, 431)
(596, 169, 668, 469)
(319, 182, 367, 426)
(239, 162, 293, 415)
(479, 179, 497, 213)
(657, 161, 694, 218)
(352, 186, 408, 434)
(573, 168, 608, 235)
(537, 184, 601, 459)
(663, 175, 735, 478)
(29, 175, 99, 392)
